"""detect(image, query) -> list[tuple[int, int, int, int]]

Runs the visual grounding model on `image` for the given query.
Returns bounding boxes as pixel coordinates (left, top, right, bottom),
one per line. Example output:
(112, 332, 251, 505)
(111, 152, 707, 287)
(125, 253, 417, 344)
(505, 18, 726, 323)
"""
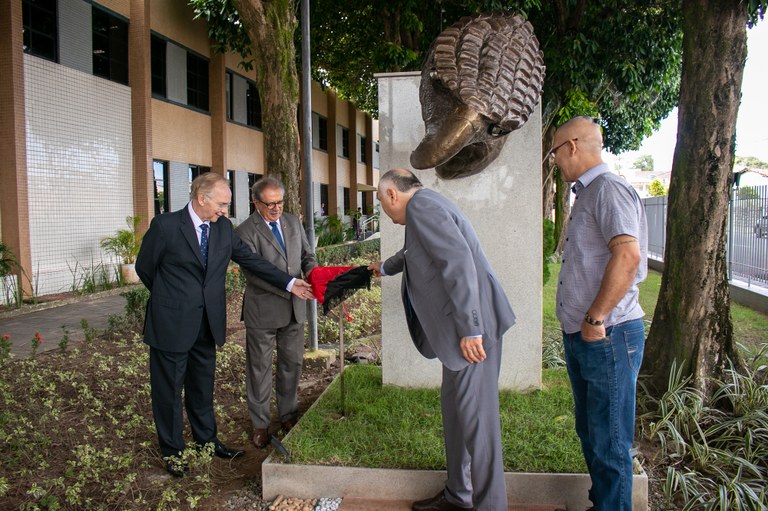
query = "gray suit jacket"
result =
(383, 189, 515, 371)
(235, 212, 317, 328)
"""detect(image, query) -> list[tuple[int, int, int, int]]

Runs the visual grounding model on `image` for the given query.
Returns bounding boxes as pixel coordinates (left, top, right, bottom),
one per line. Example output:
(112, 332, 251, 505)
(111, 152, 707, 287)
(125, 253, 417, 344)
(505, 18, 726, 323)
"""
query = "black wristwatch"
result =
(584, 312, 604, 326)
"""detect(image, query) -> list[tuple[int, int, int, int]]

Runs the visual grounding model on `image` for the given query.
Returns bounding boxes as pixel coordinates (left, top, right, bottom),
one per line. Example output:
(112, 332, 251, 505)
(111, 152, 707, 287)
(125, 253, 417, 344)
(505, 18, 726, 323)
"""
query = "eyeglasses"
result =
(547, 138, 578, 163)
(204, 194, 230, 210)
(257, 199, 285, 209)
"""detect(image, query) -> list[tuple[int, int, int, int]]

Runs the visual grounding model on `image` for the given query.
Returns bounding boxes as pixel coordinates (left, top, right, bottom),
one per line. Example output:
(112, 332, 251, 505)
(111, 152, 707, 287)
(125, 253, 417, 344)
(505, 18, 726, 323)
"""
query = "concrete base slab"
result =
(262, 462, 648, 511)
(339, 496, 565, 510)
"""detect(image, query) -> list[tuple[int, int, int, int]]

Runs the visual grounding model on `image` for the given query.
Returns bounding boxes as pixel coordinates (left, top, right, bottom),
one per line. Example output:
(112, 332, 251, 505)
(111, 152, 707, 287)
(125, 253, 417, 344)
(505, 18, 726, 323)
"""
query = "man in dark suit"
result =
(234, 177, 317, 448)
(369, 168, 516, 511)
(136, 172, 313, 476)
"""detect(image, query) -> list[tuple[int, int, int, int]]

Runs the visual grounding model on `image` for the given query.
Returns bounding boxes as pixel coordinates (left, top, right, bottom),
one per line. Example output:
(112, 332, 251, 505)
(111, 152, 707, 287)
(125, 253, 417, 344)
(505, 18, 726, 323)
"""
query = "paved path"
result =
(0, 287, 130, 359)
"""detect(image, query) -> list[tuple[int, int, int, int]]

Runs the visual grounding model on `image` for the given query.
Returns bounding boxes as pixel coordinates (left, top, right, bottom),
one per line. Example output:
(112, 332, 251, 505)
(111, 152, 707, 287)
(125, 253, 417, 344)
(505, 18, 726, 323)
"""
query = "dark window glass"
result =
(187, 52, 209, 111)
(227, 170, 235, 217)
(246, 82, 262, 128)
(318, 117, 328, 151)
(188, 165, 210, 191)
(248, 172, 262, 215)
(92, 7, 129, 85)
(153, 160, 169, 216)
(225, 71, 233, 121)
(343, 187, 350, 214)
(320, 184, 329, 216)
(360, 136, 367, 163)
(22, 0, 58, 62)
(151, 35, 166, 98)
(341, 127, 350, 158)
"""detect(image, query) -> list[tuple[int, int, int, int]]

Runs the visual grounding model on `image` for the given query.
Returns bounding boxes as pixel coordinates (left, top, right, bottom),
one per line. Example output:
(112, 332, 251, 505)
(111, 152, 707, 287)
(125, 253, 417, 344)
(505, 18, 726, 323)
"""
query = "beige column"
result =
(347, 102, 358, 212)
(326, 89, 338, 214)
(129, 0, 153, 233)
(209, 52, 227, 177)
(0, 0, 33, 298)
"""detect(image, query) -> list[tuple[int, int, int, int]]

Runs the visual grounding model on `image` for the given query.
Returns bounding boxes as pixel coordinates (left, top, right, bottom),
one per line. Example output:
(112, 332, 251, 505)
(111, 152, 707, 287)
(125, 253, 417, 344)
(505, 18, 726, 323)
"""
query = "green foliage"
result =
(0, 242, 17, 278)
(542, 218, 555, 285)
(316, 238, 380, 265)
(735, 155, 768, 169)
(650, 179, 668, 197)
(99, 216, 142, 265)
(314, 215, 355, 247)
(638, 351, 768, 510)
(120, 286, 150, 325)
(634, 154, 655, 172)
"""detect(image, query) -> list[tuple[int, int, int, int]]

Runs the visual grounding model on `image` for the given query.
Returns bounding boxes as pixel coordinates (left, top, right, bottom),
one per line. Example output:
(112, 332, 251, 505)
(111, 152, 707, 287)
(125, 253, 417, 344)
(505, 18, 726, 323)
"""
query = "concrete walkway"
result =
(0, 287, 130, 358)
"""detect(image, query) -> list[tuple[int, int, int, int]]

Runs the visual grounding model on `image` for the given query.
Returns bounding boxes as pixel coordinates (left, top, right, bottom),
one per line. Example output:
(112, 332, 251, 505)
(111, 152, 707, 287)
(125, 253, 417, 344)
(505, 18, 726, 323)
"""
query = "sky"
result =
(609, 20, 768, 178)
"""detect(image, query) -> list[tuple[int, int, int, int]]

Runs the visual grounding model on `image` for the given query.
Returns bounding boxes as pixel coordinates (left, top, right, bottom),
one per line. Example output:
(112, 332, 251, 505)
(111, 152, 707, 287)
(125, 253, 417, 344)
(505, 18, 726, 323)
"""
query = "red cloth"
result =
(307, 266, 356, 303)
(306, 265, 373, 314)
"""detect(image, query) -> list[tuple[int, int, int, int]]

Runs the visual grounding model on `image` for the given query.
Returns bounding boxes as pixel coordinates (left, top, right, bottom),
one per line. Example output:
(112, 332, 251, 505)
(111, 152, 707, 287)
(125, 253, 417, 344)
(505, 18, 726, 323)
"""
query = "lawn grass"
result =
(286, 263, 767, 476)
(285, 365, 586, 473)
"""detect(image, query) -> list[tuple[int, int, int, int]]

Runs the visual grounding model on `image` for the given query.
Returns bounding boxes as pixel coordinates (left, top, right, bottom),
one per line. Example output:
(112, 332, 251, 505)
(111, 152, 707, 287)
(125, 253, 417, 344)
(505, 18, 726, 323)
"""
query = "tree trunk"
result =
(234, 0, 301, 214)
(643, 0, 746, 397)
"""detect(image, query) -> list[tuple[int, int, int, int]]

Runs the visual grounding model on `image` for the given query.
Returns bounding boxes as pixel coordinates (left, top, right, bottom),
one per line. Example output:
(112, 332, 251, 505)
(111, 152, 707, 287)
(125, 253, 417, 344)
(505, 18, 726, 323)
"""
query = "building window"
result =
(341, 127, 350, 158)
(343, 187, 351, 215)
(188, 165, 210, 193)
(320, 184, 329, 216)
(187, 52, 209, 112)
(92, 7, 129, 85)
(225, 71, 233, 121)
(246, 82, 262, 128)
(153, 160, 169, 216)
(360, 136, 367, 163)
(226, 171, 236, 217)
(22, 0, 57, 62)
(318, 117, 328, 151)
(151, 35, 166, 98)
(248, 172, 262, 215)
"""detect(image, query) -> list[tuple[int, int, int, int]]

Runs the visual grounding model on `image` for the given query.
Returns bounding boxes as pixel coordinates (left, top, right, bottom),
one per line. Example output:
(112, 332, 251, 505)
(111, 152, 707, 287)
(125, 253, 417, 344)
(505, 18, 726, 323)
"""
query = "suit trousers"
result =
(245, 321, 304, 429)
(441, 341, 506, 511)
(149, 312, 217, 457)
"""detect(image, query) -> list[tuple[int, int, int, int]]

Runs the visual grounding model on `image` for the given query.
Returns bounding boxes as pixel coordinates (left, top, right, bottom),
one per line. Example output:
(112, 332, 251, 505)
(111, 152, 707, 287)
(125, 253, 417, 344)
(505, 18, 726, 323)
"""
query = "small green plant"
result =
(121, 286, 150, 325)
(30, 332, 43, 357)
(80, 319, 97, 343)
(0, 333, 12, 362)
(315, 214, 354, 247)
(59, 326, 70, 353)
(100, 216, 143, 265)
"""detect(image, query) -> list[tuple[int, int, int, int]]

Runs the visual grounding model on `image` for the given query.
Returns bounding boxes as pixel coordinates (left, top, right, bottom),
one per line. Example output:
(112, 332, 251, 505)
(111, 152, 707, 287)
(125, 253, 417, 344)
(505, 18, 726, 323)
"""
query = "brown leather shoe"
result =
(253, 428, 269, 449)
(412, 490, 472, 511)
(281, 418, 297, 433)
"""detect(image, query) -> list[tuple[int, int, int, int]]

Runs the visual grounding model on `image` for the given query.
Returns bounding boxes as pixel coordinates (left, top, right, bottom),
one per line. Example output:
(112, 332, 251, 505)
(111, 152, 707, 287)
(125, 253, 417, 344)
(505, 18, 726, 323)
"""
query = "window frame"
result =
(186, 52, 210, 112)
(22, 0, 58, 62)
(92, 5, 129, 85)
(151, 34, 167, 98)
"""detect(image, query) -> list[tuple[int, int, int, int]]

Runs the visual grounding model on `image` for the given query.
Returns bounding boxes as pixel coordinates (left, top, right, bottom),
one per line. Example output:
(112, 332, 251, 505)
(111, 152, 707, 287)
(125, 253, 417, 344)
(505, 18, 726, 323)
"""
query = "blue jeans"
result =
(563, 318, 645, 511)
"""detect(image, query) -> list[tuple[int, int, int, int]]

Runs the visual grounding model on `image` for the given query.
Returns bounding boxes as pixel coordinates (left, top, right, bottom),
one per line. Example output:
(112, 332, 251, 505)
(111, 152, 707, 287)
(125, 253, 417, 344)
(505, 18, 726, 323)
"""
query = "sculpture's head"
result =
(410, 12, 545, 179)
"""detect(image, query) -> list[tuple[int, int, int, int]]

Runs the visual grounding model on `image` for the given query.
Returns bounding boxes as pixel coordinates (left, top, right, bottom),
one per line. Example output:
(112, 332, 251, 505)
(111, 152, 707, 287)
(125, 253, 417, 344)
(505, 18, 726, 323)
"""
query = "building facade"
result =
(0, 0, 379, 299)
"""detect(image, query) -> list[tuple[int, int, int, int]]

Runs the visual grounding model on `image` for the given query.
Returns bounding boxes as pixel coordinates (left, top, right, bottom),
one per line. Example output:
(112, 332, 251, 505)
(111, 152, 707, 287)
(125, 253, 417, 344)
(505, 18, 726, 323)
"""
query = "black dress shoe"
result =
(165, 460, 189, 477)
(412, 490, 472, 511)
(213, 442, 245, 459)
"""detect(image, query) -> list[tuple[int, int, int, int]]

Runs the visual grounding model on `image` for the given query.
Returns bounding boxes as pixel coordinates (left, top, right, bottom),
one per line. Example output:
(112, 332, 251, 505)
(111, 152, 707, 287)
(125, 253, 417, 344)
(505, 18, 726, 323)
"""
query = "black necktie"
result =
(200, 223, 209, 266)
(270, 221, 286, 254)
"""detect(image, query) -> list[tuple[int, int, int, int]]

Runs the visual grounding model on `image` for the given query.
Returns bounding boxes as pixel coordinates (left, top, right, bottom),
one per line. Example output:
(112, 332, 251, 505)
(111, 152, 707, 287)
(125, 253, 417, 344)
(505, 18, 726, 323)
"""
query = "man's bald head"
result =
(550, 116, 604, 181)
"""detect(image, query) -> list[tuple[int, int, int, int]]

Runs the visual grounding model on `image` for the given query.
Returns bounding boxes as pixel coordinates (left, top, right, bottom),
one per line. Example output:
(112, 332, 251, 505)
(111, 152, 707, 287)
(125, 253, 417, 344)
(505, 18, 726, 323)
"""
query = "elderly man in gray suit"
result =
(235, 177, 317, 449)
(369, 169, 515, 511)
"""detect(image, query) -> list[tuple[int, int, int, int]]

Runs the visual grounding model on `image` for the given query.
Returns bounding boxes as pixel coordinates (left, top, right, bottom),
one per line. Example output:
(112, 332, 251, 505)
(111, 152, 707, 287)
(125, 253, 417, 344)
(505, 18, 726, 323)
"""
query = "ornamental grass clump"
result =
(638, 344, 768, 510)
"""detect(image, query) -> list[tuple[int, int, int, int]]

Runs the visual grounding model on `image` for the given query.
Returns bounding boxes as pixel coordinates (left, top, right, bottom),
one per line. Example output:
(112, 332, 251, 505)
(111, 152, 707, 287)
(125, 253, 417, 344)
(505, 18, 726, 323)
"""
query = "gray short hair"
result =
(190, 172, 228, 199)
(251, 176, 285, 201)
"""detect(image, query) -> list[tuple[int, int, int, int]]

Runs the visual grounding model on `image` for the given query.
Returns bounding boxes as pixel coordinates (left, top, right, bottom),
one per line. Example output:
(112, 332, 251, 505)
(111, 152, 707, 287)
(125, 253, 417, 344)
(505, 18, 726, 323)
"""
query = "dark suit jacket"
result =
(383, 189, 516, 371)
(136, 205, 292, 353)
(235, 212, 317, 328)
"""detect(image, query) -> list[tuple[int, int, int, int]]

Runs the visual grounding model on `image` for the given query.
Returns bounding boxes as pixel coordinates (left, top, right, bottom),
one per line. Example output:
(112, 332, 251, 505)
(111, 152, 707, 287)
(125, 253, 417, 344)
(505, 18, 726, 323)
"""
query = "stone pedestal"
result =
(376, 72, 542, 391)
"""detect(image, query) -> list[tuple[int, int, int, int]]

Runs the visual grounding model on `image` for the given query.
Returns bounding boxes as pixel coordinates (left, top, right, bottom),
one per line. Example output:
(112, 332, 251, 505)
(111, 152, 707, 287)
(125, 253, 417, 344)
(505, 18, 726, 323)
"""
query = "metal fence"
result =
(642, 184, 768, 289)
